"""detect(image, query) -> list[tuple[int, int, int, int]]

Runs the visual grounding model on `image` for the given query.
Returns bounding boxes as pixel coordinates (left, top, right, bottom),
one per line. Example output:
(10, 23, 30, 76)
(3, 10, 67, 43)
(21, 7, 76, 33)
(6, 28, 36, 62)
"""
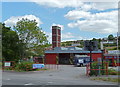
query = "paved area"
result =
(2, 65, 119, 85)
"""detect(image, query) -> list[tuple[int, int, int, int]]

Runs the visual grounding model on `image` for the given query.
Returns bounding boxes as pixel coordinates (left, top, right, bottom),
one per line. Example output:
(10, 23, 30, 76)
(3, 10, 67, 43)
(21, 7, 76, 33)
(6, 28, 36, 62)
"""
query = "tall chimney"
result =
(52, 26, 61, 48)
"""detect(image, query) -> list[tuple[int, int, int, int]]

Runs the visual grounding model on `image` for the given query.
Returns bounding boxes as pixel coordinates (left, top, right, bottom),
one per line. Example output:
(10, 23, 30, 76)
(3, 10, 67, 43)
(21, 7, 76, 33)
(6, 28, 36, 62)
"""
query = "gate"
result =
(86, 62, 108, 76)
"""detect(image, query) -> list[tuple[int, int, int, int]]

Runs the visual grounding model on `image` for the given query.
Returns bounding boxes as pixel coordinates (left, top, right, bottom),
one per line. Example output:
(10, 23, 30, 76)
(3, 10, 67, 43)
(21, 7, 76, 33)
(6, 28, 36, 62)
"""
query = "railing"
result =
(86, 62, 108, 76)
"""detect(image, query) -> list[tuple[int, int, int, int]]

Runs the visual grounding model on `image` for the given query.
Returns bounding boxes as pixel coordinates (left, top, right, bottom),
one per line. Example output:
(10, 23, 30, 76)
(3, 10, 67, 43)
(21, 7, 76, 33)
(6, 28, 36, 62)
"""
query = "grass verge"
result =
(90, 77, 120, 83)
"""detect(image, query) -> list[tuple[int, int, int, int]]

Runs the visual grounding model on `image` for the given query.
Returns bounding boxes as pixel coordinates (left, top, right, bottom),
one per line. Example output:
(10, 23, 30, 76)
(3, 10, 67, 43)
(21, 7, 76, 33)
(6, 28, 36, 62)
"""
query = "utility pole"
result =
(100, 41, 104, 74)
(117, 32, 119, 65)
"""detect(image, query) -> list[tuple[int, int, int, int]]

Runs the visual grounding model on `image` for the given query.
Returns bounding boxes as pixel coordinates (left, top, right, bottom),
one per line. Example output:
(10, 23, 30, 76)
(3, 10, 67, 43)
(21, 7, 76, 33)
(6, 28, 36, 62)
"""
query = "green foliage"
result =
(108, 34, 114, 41)
(89, 62, 98, 76)
(91, 77, 120, 83)
(2, 23, 24, 62)
(4, 61, 48, 72)
(0, 62, 2, 69)
(14, 61, 34, 71)
(0, 23, 2, 62)
(108, 68, 118, 75)
(14, 18, 49, 57)
(118, 36, 120, 50)
(92, 38, 96, 41)
(89, 61, 107, 76)
(2, 18, 49, 62)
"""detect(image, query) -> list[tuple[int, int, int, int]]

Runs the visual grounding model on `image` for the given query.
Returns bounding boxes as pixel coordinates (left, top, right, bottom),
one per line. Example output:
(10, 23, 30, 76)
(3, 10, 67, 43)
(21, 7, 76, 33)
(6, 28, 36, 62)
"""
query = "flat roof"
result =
(45, 47, 102, 53)
(104, 54, 120, 56)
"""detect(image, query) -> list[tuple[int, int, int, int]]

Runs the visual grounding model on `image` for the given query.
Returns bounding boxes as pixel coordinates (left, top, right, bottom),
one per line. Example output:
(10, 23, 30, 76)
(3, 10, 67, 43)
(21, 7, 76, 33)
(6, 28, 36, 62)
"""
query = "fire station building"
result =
(44, 25, 103, 64)
(44, 25, 119, 66)
(45, 47, 102, 64)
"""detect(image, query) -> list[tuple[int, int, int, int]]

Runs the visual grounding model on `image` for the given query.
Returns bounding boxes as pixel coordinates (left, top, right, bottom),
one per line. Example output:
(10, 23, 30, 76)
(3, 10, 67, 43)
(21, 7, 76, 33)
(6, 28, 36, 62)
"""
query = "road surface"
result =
(2, 65, 118, 85)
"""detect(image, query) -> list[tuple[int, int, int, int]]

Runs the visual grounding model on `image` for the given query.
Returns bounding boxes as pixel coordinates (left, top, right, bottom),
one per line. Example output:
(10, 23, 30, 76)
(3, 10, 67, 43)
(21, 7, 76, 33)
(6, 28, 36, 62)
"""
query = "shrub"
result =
(14, 61, 34, 71)
(108, 68, 118, 75)
(91, 77, 120, 83)
(89, 61, 107, 76)
(0, 62, 2, 69)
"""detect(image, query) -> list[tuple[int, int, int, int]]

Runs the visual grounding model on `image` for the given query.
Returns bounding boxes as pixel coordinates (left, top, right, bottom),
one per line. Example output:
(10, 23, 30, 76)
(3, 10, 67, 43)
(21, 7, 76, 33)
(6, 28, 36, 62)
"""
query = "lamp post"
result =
(101, 49, 104, 75)
(100, 41, 104, 75)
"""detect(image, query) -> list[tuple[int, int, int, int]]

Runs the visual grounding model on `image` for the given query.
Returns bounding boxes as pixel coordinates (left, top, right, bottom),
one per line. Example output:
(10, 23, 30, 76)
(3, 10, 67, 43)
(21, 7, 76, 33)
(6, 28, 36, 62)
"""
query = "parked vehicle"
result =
(74, 55, 90, 67)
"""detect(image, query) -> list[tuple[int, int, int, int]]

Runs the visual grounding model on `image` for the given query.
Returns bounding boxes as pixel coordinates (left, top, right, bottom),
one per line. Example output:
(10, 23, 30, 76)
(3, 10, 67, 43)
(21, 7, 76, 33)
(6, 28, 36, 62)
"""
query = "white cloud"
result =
(4, 15, 43, 27)
(66, 10, 118, 34)
(51, 23, 64, 31)
(62, 32, 91, 41)
(65, 4, 118, 20)
(92, 2, 118, 10)
(64, 10, 91, 20)
(29, 0, 83, 8)
(46, 32, 88, 43)
(62, 32, 74, 39)
(62, 34, 90, 42)
(33, 1, 118, 34)
(80, 4, 93, 11)
(29, 0, 118, 11)
(28, 1, 118, 34)
(46, 32, 74, 43)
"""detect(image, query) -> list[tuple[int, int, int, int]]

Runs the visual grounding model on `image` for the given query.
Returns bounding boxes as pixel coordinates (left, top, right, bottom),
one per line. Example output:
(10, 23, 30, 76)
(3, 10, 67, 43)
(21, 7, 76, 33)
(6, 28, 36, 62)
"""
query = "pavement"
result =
(2, 65, 119, 85)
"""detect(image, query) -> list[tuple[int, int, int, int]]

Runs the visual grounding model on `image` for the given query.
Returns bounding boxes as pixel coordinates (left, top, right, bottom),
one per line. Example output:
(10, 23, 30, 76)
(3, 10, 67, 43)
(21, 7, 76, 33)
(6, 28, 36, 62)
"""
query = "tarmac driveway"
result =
(2, 65, 118, 85)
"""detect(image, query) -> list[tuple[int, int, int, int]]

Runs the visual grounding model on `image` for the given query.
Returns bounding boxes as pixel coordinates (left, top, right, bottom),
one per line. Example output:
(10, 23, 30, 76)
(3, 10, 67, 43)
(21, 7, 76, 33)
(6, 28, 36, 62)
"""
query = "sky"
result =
(1, 0, 119, 43)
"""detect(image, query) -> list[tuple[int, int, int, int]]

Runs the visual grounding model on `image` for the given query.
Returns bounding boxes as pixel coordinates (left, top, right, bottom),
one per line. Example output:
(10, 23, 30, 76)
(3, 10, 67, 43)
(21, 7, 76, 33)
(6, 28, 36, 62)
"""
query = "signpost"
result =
(33, 64, 45, 69)
(4, 62, 11, 67)
(3, 61, 14, 72)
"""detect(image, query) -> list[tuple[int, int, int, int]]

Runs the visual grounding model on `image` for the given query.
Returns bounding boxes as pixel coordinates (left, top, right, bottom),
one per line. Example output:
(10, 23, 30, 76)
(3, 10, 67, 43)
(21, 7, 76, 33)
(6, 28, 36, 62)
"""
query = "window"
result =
(58, 36, 61, 41)
(106, 56, 109, 58)
(58, 29, 61, 35)
(52, 36, 57, 41)
(108, 56, 112, 58)
(52, 29, 56, 34)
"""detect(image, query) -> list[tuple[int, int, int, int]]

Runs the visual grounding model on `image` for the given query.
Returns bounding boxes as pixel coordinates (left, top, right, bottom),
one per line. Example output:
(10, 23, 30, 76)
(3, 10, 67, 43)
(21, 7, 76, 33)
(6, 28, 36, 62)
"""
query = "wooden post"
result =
(56, 53, 59, 69)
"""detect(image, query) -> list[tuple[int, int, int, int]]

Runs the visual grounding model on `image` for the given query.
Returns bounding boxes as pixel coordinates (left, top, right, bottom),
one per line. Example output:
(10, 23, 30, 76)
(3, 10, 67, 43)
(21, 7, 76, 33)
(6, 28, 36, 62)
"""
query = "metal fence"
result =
(86, 62, 108, 76)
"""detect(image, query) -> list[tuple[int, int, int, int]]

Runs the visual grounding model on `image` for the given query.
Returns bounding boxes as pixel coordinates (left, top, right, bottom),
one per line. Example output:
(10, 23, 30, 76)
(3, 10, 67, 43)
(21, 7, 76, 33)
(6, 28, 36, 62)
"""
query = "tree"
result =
(108, 34, 114, 41)
(92, 38, 96, 41)
(0, 23, 2, 62)
(2, 23, 24, 62)
(14, 18, 48, 57)
(118, 36, 120, 50)
(98, 38, 101, 43)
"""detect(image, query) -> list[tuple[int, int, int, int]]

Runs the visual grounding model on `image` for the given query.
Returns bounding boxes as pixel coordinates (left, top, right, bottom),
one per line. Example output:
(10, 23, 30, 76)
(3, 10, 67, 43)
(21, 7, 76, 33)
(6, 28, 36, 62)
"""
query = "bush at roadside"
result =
(14, 61, 34, 71)
(89, 61, 107, 76)
(0, 62, 2, 69)
(108, 68, 120, 75)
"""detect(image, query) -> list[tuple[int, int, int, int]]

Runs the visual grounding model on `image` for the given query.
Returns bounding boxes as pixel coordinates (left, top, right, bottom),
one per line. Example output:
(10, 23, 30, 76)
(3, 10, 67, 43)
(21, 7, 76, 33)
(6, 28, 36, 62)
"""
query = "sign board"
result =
(4, 62, 11, 67)
(33, 64, 45, 69)
(78, 59, 84, 63)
